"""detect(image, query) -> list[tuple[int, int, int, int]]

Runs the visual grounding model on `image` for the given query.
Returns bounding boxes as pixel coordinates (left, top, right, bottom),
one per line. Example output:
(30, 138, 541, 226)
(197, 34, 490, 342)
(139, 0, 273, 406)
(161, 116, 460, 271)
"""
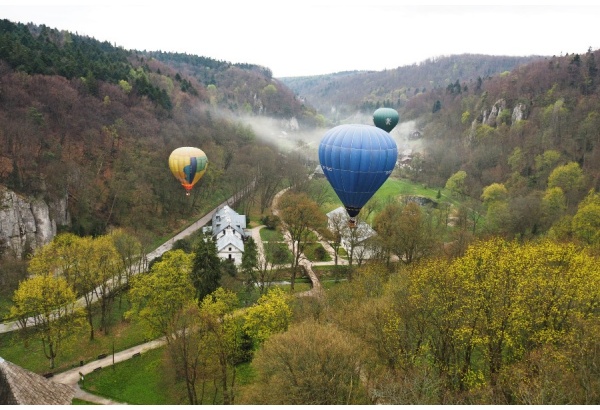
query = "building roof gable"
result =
(216, 231, 244, 253)
(212, 205, 246, 237)
(0, 357, 75, 405)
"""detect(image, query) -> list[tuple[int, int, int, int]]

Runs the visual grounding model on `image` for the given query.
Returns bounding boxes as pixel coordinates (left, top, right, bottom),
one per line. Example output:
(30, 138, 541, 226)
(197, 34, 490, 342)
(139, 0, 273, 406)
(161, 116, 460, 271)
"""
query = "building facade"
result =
(205, 205, 247, 265)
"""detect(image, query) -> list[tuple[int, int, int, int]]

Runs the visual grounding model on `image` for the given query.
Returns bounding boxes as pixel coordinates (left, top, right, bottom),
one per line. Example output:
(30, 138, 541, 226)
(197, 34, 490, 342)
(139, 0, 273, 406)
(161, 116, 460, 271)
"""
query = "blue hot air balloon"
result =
(318, 124, 398, 227)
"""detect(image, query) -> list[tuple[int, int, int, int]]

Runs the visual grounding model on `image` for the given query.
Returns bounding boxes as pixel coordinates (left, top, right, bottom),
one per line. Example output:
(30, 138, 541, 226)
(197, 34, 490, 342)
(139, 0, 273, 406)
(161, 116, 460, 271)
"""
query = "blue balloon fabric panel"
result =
(318, 124, 397, 217)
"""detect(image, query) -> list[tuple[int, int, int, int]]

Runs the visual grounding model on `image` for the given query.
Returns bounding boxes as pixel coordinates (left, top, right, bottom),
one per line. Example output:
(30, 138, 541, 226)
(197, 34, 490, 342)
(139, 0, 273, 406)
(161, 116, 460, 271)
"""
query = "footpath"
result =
(6, 186, 345, 404)
(52, 338, 167, 404)
(0, 195, 238, 335)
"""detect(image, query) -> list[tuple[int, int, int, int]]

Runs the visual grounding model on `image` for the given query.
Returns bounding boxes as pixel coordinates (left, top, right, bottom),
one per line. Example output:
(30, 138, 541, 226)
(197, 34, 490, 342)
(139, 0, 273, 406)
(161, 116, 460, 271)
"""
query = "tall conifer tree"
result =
(191, 233, 222, 302)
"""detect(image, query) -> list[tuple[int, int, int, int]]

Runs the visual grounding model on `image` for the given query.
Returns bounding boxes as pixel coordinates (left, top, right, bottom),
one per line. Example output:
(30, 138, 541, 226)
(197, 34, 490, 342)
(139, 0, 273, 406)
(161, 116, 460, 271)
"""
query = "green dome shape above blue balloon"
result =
(373, 107, 399, 132)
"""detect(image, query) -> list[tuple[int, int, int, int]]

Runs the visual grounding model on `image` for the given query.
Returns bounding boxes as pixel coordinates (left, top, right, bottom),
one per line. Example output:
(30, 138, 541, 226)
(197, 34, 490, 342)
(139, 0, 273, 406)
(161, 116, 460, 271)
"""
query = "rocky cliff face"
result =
(468, 99, 528, 144)
(0, 186, 69, 259)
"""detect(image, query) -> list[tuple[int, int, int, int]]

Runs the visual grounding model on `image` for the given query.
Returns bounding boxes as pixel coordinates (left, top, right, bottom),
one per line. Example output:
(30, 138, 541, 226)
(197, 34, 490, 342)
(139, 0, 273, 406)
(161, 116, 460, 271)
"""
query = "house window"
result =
(228, 254, 232, 260)
(229, 247, 232, 251)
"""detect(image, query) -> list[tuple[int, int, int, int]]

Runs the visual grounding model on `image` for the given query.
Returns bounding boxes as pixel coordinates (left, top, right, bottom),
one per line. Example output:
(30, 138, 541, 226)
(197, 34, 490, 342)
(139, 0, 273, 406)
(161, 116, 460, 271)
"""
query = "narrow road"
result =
(0, 195, 238, 335)
(51, 338, 167, 404)
(7, 184, 340, 404)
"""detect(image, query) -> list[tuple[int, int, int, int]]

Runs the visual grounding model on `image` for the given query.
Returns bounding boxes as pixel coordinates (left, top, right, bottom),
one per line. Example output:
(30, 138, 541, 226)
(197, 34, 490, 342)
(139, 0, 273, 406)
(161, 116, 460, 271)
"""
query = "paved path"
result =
(7, 185, 347, 404)
(271, 188, 325, 298)
(0, 195, 238, 335)
(250, 224, 267, 266)
(51, 338, 167, 404)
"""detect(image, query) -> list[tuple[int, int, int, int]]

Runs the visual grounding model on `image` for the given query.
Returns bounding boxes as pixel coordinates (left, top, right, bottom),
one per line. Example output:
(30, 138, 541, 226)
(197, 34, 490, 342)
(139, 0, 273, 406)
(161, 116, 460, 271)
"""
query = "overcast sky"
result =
(2, 1, 599, 78)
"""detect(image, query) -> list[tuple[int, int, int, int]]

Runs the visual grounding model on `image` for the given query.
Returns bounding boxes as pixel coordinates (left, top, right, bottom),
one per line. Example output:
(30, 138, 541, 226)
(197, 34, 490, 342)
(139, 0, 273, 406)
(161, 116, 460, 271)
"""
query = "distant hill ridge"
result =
(279, 54, 545, 117)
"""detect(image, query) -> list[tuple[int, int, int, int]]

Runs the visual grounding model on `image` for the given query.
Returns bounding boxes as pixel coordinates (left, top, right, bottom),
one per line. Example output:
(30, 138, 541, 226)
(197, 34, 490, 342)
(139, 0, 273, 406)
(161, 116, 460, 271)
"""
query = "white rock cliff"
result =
(0, 186, 68, 258)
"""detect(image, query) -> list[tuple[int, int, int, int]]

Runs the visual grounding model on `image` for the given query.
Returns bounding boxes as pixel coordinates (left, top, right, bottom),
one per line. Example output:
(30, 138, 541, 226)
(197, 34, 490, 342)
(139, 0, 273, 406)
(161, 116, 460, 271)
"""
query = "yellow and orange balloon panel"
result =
(168, 147, 208, 195)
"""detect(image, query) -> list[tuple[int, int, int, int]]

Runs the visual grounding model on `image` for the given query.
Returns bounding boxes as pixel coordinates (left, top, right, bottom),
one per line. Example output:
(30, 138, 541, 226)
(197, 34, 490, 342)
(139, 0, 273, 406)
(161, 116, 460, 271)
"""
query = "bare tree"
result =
(277, 191, 326, 291)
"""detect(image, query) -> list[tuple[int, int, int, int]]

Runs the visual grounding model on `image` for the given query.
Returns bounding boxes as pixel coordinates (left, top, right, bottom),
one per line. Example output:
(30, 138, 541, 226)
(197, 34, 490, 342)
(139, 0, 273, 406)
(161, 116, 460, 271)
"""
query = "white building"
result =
(326, 207, 377, 261)
(205, 205, 247, 265)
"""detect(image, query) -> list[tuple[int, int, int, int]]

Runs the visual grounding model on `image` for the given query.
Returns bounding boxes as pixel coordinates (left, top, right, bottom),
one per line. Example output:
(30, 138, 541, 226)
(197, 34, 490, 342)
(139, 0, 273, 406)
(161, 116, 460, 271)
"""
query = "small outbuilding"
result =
(326, 207, 377, 260)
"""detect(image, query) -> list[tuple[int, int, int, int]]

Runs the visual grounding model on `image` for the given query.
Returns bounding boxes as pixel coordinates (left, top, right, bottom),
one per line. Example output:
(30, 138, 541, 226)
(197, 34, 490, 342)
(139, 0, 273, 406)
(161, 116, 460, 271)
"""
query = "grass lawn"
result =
(0, 299, 152, 375)
(316, 176, 451, 215)
(81, 348, 258, 405)
(303, 242, 331, 262)
(72, 398, 99, 405)
(374, 177, 445, 200)
(259, 227, 285, 242)
(0, 293, 13, 323)
(81, 346, 173, 405)
(263, 242, 293, 265)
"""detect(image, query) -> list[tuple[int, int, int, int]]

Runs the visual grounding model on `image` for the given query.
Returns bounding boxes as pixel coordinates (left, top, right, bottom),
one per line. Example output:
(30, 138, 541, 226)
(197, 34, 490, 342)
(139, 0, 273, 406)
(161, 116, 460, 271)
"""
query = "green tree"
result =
(198, 288, 244, 405)
(571, 190, 600, 245)
(481, 183, 510, 234)
(191, 233, 222, 301)
(241, 320, 370, 404)
(481, 183, 508, 205)
(383, 237, 600, 397)
(26, 233, 80, 285)
(243, 287, 292, 347)
(74, 236, 103, 340)
(374, 202, 438, 265)
(373, 202, 403, 266)
(164, 300, 209, 405)
(27, 234, 99, 340)
(541, 186, 567, 229)
(547, 161, 585, 208)
(534, 150, 561, 184)
(507, 147, 525, 173)
(92, 234, 121, 335)
(445, 170, 468, 199)
(109, 228, 145, 308)
(254, 240, 286, 294)
(252, 145, 285, 213)
(240, 236, 258, 289)
(9, 274, 87, 369)
(127, 250, 195, 342)
(395, 202, 438, 264)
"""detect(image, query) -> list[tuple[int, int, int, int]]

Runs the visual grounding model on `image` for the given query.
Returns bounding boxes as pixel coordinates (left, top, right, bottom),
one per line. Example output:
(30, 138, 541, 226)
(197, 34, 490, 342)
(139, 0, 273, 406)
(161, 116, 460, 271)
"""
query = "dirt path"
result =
(16, 185, 334, 404)
(271, 188, 324, 298)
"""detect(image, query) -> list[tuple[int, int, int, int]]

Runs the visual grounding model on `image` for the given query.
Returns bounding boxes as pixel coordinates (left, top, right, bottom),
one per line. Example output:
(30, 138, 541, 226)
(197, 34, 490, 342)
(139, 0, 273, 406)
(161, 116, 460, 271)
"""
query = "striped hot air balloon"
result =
(168, 147, 208, 196)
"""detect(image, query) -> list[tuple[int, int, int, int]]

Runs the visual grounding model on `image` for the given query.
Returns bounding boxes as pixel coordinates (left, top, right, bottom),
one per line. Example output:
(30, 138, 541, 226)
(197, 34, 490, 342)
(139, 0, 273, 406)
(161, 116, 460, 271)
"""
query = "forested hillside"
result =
(280, 54, 544, 120)
(397, 48, 600, 241)
(2, 16, 600, 406)
(0, 19, 314, 241)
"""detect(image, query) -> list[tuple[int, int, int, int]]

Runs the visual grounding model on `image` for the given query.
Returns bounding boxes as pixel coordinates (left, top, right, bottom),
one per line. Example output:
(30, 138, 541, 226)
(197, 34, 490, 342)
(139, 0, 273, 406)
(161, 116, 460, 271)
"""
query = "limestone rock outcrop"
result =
(0, 186, 69, 258)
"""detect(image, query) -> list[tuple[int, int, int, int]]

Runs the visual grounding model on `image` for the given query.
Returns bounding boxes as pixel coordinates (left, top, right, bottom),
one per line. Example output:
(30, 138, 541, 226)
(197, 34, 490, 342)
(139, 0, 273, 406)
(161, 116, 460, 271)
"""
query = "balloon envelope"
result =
(373, 107, 399, 132)
(168, 147, 208, 195)
(318, 124, 398, 220)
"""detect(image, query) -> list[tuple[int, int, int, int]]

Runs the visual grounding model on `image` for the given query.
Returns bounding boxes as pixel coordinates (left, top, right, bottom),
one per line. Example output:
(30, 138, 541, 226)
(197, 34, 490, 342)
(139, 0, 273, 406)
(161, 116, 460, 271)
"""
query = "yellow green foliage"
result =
(381, 237, 600, 393)
(243, 287, 292, 346)
(572, 190, 600, 245)
(10, 274, 87, 369)
(127, 250, 195, 339)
